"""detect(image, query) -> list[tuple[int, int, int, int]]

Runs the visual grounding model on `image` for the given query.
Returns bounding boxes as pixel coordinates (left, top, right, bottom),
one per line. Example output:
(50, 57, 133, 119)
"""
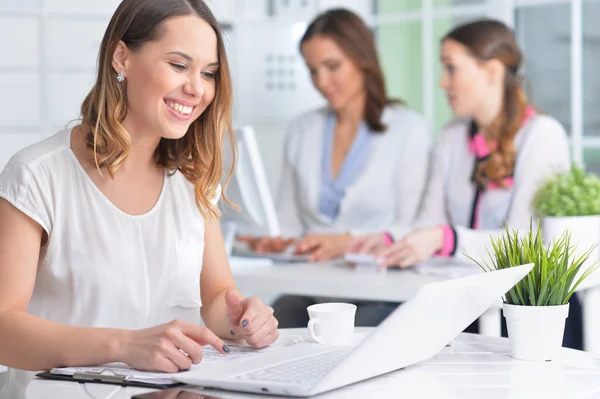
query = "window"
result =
(375, 0, 593, 175)
(582, 0, 600, 172)
(375, 0, 489, 134)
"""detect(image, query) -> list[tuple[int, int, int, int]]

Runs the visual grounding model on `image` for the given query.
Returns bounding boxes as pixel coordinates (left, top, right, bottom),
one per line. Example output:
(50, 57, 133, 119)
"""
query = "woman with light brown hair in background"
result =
(240, 8, 432, 327)
(348, 19, 582, 348)
(0, 1, 278, 397)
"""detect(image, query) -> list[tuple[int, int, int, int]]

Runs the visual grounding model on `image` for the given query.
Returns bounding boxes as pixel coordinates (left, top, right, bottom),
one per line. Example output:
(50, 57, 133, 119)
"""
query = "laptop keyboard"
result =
(235, 348, 351, 385)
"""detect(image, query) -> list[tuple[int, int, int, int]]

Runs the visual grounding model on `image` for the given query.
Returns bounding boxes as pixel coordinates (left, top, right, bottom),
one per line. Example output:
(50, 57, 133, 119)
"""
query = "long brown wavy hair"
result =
(444, 19, 529, 188)
(300, 8, 401, 133)
(80, 0, 235, 220)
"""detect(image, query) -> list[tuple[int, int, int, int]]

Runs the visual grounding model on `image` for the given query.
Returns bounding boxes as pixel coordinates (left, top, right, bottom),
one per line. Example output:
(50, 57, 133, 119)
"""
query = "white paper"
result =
(202, 334, 303, 362)
(50, 335, 304, 385)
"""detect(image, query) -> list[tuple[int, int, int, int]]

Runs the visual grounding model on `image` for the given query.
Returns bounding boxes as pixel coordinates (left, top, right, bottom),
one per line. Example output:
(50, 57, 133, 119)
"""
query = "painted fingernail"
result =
(223, 345, 231, 353)
(242, 319, 249, 328)
(229, 329, 235, 336)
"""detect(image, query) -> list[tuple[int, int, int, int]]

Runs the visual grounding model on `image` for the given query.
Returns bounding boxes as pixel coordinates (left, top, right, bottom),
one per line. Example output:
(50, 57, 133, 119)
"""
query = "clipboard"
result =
(36, 369, 185, 389)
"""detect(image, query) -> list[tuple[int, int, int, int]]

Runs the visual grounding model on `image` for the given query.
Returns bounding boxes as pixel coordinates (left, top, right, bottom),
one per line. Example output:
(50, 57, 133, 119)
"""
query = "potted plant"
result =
(533, 163, 600, 268)
(469, 221, 598, 361)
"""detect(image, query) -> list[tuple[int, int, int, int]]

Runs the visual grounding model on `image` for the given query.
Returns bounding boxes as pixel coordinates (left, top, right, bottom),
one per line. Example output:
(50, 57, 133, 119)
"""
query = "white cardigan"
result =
(277, 104, 432, 238)
(389, 114, 571, 262)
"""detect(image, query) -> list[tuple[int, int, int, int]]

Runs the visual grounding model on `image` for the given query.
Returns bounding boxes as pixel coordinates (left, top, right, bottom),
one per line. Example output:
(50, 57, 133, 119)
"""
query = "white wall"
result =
(0, 0, 121, 171)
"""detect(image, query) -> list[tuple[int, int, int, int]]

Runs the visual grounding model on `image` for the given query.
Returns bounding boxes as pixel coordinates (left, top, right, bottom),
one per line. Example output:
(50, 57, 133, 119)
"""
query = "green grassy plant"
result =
(468, 221, 599, 306)
(533, 164, 600, 217)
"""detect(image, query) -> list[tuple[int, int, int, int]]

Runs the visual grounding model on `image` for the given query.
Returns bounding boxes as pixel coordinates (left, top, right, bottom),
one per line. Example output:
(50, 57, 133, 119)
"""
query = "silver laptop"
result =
(176, 264, 533, 397)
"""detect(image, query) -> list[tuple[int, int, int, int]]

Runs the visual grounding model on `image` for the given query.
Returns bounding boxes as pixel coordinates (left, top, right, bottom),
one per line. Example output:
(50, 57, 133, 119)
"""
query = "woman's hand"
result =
(294, 233, 351, 262)
(237, 236, 295, 253)
(345, 233, 387, 255)
(225, 290, 279, 348)
(121, 320, 230, 373)
(377, 227, 444, 268)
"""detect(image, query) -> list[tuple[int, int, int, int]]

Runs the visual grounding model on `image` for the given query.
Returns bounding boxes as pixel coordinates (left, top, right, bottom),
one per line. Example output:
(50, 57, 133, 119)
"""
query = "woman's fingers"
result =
(269, 238, 295, 252)
(346, 235, 382, 254)
(378, 244, 414, 268)
(346, 238, 365, 253)
(360, 237, 383, 254)
(281, 238, 296, 249)
(246, 318, 280, 348)
(251, 237, 295, 253)
(124, 321, 230, 373)
(164, 342, 193, 371)
(254, 238, 272, 252)
(354, 235, 384, 254)
(177, 321, 229, 354)
(295, 239, 321, 255)
(170, 331, 203, 365)
(309, 246, 338, 262)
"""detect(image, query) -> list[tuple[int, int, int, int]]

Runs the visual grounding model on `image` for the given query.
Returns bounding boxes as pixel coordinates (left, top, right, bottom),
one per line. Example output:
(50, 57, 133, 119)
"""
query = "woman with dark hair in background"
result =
(240, 8, 432, 327)
(0, 1, 278, 397)
(348, 19, 582, 348)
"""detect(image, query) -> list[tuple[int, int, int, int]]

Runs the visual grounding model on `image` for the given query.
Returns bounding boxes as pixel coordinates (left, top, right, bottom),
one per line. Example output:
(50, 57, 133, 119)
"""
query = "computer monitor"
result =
(221, 126, 281, 239)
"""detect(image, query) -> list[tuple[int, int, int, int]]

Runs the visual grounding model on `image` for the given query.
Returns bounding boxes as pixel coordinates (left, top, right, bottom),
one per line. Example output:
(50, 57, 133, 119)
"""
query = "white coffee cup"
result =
(307, 303, 356, 345)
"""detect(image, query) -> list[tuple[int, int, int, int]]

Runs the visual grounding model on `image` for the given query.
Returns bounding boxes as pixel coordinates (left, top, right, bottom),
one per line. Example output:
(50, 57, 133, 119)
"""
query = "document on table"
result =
(49, 334, 304, 385)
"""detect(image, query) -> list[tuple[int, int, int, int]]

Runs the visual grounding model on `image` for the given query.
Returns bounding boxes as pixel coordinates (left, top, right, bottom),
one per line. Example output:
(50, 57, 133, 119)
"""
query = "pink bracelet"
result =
(382, 232, 394, 247)
(436, 225, 456, 258)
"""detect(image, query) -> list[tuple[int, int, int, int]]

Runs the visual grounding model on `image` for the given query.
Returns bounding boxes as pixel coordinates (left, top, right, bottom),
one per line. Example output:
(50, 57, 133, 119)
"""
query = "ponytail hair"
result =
(444, 19, 529, 188)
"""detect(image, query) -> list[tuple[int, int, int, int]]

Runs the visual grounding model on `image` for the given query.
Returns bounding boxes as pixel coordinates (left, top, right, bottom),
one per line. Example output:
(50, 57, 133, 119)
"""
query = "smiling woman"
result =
(0, 1, 279, 398)
(80, 1, 230, 218)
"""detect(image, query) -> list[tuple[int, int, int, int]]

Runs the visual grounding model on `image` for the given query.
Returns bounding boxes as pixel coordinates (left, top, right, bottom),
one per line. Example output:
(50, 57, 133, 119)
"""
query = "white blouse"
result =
(0, 127, 218, 398)
(389, 114, 571, 262)
(277, 104, 432, 237)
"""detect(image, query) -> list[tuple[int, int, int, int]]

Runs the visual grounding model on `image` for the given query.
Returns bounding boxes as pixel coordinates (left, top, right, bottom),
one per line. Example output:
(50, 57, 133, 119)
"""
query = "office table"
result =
(233, 260, 502, 337)
(25, 328, 600, 399)
(232, 259, 600, 354)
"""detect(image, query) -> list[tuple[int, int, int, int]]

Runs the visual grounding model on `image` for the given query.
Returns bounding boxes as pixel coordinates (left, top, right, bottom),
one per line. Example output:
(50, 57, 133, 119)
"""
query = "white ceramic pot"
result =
(542, 215, 600, 267)
(502, 303, 569, 361)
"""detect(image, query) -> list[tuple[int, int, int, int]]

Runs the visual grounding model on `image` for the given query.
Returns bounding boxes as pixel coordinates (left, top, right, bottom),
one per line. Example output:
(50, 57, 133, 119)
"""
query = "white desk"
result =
(233, 261, 451, 302)
(232, 260, 600, 353)
(233, 260, 502, 337)
(25, 328, 600, 399)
